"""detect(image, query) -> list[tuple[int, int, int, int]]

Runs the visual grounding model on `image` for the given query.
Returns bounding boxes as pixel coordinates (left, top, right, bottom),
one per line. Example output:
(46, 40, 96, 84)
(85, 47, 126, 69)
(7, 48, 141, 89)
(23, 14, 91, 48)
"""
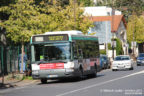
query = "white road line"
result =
(56, 70, 144, 96)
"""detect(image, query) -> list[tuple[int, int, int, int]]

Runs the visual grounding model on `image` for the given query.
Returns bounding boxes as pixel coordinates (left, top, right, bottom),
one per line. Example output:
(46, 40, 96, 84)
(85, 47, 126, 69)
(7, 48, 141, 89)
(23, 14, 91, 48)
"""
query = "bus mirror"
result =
(74, 55, 78, 59)
(72, 42, 75, 47)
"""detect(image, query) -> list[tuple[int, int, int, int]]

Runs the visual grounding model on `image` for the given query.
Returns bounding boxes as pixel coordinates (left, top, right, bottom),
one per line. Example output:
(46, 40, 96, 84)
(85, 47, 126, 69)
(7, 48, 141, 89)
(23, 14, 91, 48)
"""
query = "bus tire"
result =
(89, 64, 97, 78)
(41, 78, 47, 84)
(93, 64, 97, 77)
(79, 66, 83, 79)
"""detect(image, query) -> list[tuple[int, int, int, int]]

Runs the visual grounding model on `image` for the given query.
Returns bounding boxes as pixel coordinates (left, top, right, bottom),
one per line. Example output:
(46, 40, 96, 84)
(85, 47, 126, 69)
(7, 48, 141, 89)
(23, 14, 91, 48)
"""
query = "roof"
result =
(90, 15, 127, 32)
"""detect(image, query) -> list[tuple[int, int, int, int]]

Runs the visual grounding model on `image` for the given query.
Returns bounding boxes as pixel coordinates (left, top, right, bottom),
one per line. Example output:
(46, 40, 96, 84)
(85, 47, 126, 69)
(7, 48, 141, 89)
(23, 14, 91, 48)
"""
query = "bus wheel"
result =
(89, 65, 97, 78)
(93, 65, 97, 77)
(41, 78, 47, 84)
(79, 67, 83, 79)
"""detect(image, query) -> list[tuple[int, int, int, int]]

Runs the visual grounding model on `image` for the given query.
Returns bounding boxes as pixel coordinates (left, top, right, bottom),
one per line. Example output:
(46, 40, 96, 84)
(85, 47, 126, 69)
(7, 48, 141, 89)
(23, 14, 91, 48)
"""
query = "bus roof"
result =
(31, 30, 98, 43)
(44, 30, 83, 35)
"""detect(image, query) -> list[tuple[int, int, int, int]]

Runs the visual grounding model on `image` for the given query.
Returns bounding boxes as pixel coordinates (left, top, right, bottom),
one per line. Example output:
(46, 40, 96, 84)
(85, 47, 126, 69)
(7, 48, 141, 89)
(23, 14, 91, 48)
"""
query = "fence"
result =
(0, 45, 30, 76)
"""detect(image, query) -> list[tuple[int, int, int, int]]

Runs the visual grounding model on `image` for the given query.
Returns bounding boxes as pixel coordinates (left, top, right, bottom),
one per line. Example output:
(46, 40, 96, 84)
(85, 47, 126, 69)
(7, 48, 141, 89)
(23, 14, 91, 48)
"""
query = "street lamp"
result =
(73, 0, 76, 29)
(111, 6, 115, 59)
(111, 34, 116, 59)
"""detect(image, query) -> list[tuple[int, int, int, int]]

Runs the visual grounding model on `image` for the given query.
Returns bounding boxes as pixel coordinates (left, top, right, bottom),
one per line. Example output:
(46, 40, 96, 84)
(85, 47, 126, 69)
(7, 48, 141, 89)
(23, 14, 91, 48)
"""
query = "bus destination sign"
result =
(33, 34, 68, 42)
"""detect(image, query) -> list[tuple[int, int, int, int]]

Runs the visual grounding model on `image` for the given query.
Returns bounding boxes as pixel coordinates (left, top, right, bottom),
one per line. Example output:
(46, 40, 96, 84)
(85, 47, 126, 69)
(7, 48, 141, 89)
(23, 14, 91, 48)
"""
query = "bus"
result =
(30, 30, 100, 83)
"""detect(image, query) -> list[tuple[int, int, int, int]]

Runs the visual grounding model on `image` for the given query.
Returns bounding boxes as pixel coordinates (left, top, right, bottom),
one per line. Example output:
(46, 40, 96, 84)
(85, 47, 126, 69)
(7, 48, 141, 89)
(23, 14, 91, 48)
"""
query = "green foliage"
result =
(0, 0, 93, 44)
(116, 38, 123, 55)
(115, 0, 144, 16)
(108, 43, 112, 50)
(100, 50, 106, 55)
(127, 15, 144, 43)
(96, 0, 144, 21)
(78, 0, 94, 6)
(22, 76, 33, 80)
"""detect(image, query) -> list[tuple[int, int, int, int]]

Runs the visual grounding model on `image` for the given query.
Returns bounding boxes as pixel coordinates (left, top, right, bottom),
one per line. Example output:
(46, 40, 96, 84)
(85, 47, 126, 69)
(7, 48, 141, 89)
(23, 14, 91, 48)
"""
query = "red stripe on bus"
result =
(40, 63, 64, 69)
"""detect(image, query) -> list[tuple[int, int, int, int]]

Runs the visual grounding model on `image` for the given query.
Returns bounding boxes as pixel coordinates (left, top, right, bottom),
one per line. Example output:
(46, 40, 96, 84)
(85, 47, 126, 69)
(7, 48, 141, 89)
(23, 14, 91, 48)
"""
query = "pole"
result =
(132, 15, 135, 56)
(1, 46, 4, 85)
(21, 37, 24, 73)
(111, 8, 115, 59)
(105, 21, 108, 56)
(74, 0, 76, 29)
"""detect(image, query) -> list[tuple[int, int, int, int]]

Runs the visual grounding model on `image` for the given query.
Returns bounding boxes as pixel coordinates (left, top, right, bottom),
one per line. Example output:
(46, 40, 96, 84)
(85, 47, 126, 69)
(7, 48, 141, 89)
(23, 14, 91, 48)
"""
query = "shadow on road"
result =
(0, 83, 15, 90)
(37, 74, 105, 85)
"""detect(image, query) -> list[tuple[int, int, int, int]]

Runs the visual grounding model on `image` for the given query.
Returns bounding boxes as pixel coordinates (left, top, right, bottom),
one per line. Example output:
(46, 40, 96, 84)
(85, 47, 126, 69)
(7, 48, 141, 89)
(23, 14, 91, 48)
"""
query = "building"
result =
(84, 6, 121, 16)
(84, 7, 128, 55)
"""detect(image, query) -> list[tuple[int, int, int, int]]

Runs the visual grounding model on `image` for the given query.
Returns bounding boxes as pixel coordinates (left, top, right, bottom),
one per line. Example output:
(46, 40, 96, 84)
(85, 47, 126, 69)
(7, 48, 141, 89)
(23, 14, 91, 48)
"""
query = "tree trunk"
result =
(21, 37, 24, 73)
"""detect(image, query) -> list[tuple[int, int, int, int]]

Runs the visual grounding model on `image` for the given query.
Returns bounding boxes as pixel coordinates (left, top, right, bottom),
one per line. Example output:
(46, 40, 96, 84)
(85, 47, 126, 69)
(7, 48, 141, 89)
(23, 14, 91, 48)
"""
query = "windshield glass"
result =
(114, 56, 130, 61)
(139, 53, 144, 57)
(32, 42, 71, 62)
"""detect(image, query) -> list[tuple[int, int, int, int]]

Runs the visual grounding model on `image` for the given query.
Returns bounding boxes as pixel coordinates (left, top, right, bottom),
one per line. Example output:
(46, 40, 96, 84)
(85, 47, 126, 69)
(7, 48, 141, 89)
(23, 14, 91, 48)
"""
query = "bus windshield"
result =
(32, 42, 71, 62)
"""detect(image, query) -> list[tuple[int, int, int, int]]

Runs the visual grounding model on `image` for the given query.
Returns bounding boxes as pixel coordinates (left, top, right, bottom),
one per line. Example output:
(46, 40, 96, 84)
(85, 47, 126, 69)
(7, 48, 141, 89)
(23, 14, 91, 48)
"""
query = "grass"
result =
(22, 76, 33, 80)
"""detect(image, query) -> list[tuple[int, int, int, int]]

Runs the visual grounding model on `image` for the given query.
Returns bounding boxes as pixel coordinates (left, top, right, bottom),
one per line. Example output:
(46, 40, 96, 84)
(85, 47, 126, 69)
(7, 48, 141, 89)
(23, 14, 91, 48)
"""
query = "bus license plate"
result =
(48, 75, 58, 78)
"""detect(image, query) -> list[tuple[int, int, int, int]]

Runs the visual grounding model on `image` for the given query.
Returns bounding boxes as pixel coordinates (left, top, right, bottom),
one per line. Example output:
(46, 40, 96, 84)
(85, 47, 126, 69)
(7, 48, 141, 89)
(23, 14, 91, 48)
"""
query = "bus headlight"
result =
(32, 64, 40, 70)
(32, 70, 39, 75)
(64, 62, 74, 68)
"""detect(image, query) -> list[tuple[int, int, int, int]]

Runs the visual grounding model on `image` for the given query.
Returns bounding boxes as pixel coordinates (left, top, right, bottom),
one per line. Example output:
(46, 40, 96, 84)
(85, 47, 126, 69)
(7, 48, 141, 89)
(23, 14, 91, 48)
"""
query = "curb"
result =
(16, 80, 38, 87)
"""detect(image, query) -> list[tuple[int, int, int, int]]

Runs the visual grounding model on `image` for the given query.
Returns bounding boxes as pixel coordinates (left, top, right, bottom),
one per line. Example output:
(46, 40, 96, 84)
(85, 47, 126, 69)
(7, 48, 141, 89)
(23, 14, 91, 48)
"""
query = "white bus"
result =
(30, 30, 100, 83)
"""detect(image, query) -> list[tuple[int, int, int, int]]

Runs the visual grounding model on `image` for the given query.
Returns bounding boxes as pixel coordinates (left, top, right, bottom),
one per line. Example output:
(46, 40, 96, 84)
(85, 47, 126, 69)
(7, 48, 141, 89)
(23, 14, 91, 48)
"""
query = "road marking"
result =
(56, 70, 144, 96)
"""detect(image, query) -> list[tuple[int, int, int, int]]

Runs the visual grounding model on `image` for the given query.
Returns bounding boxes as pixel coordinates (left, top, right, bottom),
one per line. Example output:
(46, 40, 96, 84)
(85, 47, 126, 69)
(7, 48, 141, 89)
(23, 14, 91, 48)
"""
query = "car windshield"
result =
(100, 56, 107, 60)
(114, 56, 130, 61)
(32, 42, 71, 62)
(139, 53, 144, 57)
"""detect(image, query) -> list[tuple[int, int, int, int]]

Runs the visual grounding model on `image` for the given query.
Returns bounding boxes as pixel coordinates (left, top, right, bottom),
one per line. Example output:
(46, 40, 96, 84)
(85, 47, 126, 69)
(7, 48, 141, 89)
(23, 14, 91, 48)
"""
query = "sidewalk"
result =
(0, 74, 38, 90)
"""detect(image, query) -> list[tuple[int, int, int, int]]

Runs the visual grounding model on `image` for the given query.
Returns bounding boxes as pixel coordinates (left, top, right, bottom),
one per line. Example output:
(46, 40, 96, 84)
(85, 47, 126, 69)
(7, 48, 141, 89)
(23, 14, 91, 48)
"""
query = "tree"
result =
(115, 38, 123, 55)
(127, 15, 144, 43)
(78, 0, 94, 6)
(0, 0, 93, 72)
(96, 0, 144, 21)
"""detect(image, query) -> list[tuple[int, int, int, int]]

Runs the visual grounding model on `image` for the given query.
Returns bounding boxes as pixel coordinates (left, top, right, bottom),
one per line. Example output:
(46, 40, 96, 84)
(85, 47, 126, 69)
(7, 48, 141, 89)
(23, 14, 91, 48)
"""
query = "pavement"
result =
(0, 73, 38, 90)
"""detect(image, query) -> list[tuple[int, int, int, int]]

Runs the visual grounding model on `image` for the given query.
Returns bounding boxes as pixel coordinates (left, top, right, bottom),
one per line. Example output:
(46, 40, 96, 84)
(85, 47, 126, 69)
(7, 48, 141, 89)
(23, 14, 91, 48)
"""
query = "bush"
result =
(116, 38, 123, 55)
(108, 43, 112, 50)
(100, 50, 106, 55)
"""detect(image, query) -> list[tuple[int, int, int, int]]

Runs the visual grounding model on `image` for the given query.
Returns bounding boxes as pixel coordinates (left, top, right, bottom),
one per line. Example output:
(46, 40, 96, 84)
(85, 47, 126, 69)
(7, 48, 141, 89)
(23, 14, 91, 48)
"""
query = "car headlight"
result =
(112, 63, 117, 67)
(126, 63, 131, 66)
(137, 60, 140, 62)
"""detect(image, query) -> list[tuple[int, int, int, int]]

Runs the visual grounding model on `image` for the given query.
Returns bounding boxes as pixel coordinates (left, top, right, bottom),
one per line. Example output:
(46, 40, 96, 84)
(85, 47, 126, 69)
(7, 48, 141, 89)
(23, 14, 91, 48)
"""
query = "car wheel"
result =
(137, 64, 140, 66)
(112, 69, 117, 71)
(41, 78, 47, 84)
(129, 67, 134, 70)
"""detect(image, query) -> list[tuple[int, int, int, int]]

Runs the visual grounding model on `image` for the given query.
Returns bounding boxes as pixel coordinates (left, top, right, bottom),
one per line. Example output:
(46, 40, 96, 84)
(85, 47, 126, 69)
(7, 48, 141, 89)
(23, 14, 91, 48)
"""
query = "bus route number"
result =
(48, 36, 64, 41)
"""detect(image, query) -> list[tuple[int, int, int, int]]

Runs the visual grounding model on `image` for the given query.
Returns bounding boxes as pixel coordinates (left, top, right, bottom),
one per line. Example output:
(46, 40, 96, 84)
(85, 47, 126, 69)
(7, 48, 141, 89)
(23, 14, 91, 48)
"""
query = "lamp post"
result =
(111, 6, 115, 59)
(73, 0, 76, 29)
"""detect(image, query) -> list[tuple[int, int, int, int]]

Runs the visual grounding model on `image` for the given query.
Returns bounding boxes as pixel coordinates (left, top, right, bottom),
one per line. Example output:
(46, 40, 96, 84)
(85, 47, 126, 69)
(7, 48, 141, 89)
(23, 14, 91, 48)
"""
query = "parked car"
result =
(137, 53, 144, 66)
(112, 55, 134, 71)
(100, 55, 110, 69)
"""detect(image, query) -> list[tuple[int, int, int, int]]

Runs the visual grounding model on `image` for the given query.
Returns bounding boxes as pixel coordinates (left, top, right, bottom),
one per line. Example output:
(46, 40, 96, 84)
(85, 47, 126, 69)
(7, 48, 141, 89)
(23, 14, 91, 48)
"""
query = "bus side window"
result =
(73, 42, 78, 59)
(78, 49, 83, 59)
(74, 50, 78, 59)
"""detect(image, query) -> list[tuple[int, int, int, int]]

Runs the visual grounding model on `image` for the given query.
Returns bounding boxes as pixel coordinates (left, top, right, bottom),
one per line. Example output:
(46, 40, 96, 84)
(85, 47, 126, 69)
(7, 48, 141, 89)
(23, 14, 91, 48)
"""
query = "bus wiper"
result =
(55, 60, 67, 63)
(36, 61, 47, 65)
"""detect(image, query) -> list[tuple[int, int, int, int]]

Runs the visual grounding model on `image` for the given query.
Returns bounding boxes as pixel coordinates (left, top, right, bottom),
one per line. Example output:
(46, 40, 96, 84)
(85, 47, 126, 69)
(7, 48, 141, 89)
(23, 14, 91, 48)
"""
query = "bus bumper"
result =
(32, 68, 79, 79)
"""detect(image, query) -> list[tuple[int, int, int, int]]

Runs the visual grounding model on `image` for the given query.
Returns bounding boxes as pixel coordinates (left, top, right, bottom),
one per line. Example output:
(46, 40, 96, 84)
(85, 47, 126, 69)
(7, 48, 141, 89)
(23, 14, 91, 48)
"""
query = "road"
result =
(0, 65, 144, 96)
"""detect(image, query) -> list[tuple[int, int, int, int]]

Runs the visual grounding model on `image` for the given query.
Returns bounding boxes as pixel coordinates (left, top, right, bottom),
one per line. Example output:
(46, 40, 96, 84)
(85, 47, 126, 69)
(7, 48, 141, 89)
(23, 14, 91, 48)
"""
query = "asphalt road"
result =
(0, 65, 144, 96)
